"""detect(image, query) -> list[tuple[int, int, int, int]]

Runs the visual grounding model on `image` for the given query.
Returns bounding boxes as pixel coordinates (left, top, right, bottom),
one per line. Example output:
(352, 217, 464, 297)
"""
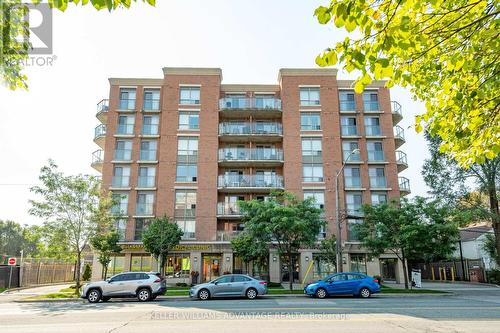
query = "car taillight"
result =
(154, 278, 161, 283)
(373, 279, 379, 284)
(259, 281, 267, 285)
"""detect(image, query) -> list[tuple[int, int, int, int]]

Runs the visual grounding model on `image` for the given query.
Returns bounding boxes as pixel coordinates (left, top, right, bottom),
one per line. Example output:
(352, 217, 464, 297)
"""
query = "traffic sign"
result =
(7, 257, 16, 266)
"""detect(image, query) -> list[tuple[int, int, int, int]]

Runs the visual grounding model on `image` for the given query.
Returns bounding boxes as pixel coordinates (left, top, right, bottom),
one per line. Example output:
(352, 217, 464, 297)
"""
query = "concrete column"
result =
(123, 253, 132, 273)
(222, 252, 233, 274)
(366, 257, 380, 277)
(91, 255, 102, 282)
(269, 250, 281, 283)
(396, 259, 405, 284)
(299, 250, 313, 283)
(191, 251, 202, 284)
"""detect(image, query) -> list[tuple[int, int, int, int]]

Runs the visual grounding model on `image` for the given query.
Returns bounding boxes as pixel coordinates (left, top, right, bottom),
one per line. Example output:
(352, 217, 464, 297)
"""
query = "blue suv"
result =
(304, 272, 380, 298)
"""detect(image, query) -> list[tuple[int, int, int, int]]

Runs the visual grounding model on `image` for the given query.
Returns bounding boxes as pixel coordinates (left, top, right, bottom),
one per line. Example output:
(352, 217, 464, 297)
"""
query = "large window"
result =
(302, 138, 322, 157)
(143, 89, 160, 111)
(112, 166, 130, 188)
(176, 219, 195, 240)
(367, 141, 385, 161)
(350, 254, 367, 274)
(302, 137, 323, 182)
(165, 254, 190, 278)
(174, 190, 196, 218)
(344, 167, 362, 188)
(134, 218, 151, 240)
(111, 193, 128, 216)
(363, 92, 379, 112)
(114, 219, 126, 241)
(300, 112, 321, 130)
(138, 166, 156, 188)
(300, 87, 320, 106)
(114, 140, 132, 161)
(304, 191, 326, 238)
(371, 192, 388, 205)
(117, 115, 135, 135)
(346, 192, 363, 216)
(176, 164, 197, 182)
(119, 88, 136, 110)
(139, 140, 157, 161)
(179, 111, 199, 130)
(369, 167, 387, 188)
(339, 91, 356, 111)
(347, 219, 362, 242)
(179, 87, 200, 104)
(131, 255, 153, 272)
(365, 117, 381, 136)
(176, 137, 198, 182)
(142, 115, 159, 135)
(106, 256, 125, 278)
(341, 117, 358, 136)
(136, 192, 154, 216)
(342, 141, 361, 162)
(303, 165, 324, 183)
(312, 254, 336, 279)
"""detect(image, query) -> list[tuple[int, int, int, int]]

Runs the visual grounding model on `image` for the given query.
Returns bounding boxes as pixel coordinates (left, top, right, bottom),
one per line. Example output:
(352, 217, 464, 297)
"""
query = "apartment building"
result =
(91, 67, 411, 284)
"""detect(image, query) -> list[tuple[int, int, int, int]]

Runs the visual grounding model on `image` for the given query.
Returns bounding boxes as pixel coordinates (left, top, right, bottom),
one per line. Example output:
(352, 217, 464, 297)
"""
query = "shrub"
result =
(486, 269, 500, 285)
(82, 264, 92, 281)
(267, 282, 282, 288)
(175, 282, 188, 287)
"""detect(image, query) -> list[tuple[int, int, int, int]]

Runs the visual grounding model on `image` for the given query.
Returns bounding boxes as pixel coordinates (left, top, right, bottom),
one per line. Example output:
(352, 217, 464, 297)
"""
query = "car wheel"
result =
(359, 287, 371, 298)
(137, 288, 151, 302)
(246, 288, 258, 300)
(198, 289, 210, 300)
(101, 297, 110, 302)
(315, 288, 327, 299)
(87, 289, 102, 303)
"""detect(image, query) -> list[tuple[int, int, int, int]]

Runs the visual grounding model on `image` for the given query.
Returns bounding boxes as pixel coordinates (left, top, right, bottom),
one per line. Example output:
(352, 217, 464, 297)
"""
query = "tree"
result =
(482, 233, 499, 266)
(239, 191, 324, 291)
(356, 197, 459, 289)
(29, 160, 100, 291)
(142, 216, 183, 276)
(231, 232, 269, 278)
(82, 263, 92, 281)
(0, 220, 42, 258)
(319, 235, 337, 269)
(422, 133, 500, 265)
(0, 0, 155, 90)
(315, 0, 499, 166)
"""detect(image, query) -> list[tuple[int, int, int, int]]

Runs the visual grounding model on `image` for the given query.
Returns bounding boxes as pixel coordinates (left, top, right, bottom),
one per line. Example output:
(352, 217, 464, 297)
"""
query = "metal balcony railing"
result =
(94, 124, 106, 139)
(391, 101, 402, 117)
(114, 149, 132, 161)
(97, 99, 109, 113)
(367, 150, 385, 162)
(119, 98, 136, 111)
(219, 122, 283, 136)
(341, 125, 358, 136)
(219, 97, 282, 110)
(399, 177, 411, 192)
(396, 150, 408, 165)
(370, 176, 387, 188)
(364, 101, 380, 112)
(394, 125, 405, 141)
(218, 148, 283, 162)
(111, 176, 130, 188)
(216, 230, 241, 241)
(137, 176, 156, 188)
(218, 175, 284, 188)
(365, 125, 382, 136)
(117, 124, 134, 135)
(92, 149, 104, 164)
(217, 202, 242, 216)
(339, 101, 356, 112)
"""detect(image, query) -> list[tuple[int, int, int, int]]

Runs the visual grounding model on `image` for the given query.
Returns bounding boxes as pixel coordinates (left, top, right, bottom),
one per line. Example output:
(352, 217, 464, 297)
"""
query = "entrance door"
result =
(202, 254, 222, 282)
(380, 258, 397, 281)
(281, 254, 300, 282)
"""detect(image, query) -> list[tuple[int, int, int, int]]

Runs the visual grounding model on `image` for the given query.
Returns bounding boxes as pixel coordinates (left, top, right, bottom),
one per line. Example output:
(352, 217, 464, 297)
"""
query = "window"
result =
(134, 218, 151, 240)
(312, 254, 336, 279)
(139, 140, 157, 161)
(369, 167, 387, 188)
(106, 256, 125, 277)
(177, 137, 198, 157)
(233, 275, 251, 282)
(350, 254, 367, 274)
(111, 193, 128, 216)
(342, 141, 361, 162)
(138, 166, 156, 188)
(179, 111, 199, 130)
(142, 115, 159, 135)
(114, 140, 132, 161)
(119, 88, 136, 110)
(179, 87, 200, 104)
(143, 89, 160, 111)
(255, 94, 278, 109)
(176, 164, 197, 182)
(164, 254, 190, 278)
(346, 193, 363, 216)
(176, 219, 195, 240)
(367, 141, 385, 161)
(112, 166, 130, 188)
(302, 138, 322, 158)
(302, 137, 323, 182)
(365, 117, 381, 136)
(371, 192, 388, 205)
(117, 115, 135, 135)
(136, 192, 154, 216)
(304, 191, 326, 238)
(347, 219, 362, 242)
(303, 164, 324, 182)
(215, 276, 233, 284)
(341, 117, 357, 136)
(176, 137, 198, 182)
(300, 112, 321, 130)
(131, 255, 153, 272)
(363, 92, 379, 112)
(339, 91, 356, 111)
(300, 87, 320, 106)
(174, 190, 197, 218)
(114, 219, 126, 241)
(344, 167, 362, 188)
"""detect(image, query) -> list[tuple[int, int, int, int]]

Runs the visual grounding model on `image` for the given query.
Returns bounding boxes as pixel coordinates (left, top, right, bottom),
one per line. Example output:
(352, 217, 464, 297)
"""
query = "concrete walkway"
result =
(0, 284, 72, 303)
(386, 281, 500, 291)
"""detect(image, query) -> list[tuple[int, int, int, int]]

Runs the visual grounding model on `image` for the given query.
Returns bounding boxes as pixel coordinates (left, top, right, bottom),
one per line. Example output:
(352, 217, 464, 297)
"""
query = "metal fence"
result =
(0, 258, 76, 288)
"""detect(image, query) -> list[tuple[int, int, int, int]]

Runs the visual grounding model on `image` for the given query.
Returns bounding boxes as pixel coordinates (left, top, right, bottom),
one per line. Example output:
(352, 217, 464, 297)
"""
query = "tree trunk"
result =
(159, 253, 166, 276)
(287, 251, 293, 292)
(75, 251, 81, 294)
(401, 249, 409, 290)
(487, 185, 500, 265)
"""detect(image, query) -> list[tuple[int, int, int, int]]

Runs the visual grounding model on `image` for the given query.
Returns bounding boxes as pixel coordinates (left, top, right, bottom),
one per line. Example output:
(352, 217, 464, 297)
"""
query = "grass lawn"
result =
(23, 287, 81, 301)
(380, 285, 446, 294)
(0, 288, 6, 293)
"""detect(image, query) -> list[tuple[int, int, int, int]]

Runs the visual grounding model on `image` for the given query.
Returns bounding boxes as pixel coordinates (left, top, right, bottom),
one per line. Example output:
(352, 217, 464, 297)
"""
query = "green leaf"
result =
(354, 80, 364, 93)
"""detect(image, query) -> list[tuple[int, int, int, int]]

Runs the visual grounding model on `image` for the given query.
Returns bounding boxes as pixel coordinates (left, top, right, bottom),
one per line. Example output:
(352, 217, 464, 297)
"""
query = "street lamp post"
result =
(335, 148, 360, 273)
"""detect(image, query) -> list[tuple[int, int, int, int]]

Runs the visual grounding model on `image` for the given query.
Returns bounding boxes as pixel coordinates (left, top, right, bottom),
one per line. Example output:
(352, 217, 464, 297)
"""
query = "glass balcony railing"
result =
(112, 176, 130, 188)
(364, 101, 380, 112)
(136, 203, 153, 216)
(341, 126, 358, 136)
(218, 175, 284, 188)
(92, 149, 104, 164)
(143, 99, 160, 111)
(391, 101, 402, 117)
(114, 149, 132, 161)
(219, 97, 282, 110)
(370, 176, 387, 188)
(399, 177, 411, 193)
(97, 99, 109, 113)
(339, 101, 356, 112)
(396, 150, 408, 166)
(94, 124, 106, 139)
(395, 125, 405, 141)
(367, 150, 385, 162)
(139, 150, 157, 161)
(137, 176, 156, 188)
(219, 122, 283, 136)
(218, 148, 283, 162)
(119, 98, 136, 111)
(365, 125, 381, 136)
(217, 202, 242, 216)
(216, 230, 242, 241)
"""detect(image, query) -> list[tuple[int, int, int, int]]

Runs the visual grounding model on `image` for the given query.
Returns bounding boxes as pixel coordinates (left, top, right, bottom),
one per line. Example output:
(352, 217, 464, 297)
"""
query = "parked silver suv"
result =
(81, 272, 166, 303)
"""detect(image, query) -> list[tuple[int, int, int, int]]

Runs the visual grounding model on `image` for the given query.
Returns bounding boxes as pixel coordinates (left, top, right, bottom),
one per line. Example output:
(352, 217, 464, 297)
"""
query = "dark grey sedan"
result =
(189, 274, 268, 300)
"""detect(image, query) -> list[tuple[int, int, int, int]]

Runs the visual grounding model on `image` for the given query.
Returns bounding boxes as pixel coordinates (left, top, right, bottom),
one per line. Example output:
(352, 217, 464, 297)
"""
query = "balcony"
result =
(93, 124, 106, 148)
(391, 101, 403, 124)
(216, 230, 242, 241)
(219, 122, 283, 143)
(399, 177, 411, 196)
(218, 148, 284, 167)
(216, 203, 242, 218)
(219, 97, 282, 119)
(339, 101, 356, 112)
(363, 101, 380, 112)
(96, 99, 109, 123)
(396, 150, 408, 172)
(91, 149, 104, 172)
(394, 125, 406, 148)
(217, 175, 284, 193)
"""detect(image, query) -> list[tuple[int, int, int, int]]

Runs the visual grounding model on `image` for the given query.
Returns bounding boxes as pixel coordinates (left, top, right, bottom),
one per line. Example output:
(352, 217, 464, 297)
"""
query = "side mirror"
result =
(107, 279, 112, 283)
(213, 281, 219, 285)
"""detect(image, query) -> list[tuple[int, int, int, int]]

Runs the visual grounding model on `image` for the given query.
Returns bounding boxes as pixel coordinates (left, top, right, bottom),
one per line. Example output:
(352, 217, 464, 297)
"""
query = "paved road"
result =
(1, 283, 499, 332)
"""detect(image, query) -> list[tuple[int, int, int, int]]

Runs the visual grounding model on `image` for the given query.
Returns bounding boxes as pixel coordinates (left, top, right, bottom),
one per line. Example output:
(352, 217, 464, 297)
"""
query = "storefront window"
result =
(106, 255, 125, 278)
(164, 254, 190, 278)
(233, 256, 249, 275)
(131, 255, 154, 272)
(312, 254, 336, 279)
(350, 254, 367, 274)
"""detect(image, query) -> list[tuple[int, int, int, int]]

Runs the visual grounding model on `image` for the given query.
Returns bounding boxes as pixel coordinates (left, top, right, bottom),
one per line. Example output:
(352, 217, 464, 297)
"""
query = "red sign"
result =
(7, 257, 16, 266)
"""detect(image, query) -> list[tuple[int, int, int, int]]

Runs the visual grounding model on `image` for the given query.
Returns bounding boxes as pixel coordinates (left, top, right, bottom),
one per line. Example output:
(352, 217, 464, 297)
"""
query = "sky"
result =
(0, 0, 430, 226)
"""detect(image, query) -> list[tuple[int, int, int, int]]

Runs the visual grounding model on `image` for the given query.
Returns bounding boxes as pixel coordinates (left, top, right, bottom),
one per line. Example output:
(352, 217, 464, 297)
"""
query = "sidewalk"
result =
(386, 281, 500, 291)
(0, 283, 72, 303)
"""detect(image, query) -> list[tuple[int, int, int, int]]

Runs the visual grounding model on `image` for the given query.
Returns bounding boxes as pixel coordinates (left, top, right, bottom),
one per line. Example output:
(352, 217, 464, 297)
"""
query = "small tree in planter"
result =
(191, 271, 200, 285)
(82, 264, 92, 281)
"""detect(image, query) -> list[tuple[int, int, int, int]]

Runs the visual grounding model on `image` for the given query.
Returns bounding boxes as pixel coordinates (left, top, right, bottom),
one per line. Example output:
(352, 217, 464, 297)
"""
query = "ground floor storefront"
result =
(91, 242, 406, 284)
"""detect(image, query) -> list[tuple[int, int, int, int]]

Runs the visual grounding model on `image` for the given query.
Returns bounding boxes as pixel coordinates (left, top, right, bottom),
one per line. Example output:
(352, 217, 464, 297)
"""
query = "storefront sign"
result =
(119, 243, 212, 251)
